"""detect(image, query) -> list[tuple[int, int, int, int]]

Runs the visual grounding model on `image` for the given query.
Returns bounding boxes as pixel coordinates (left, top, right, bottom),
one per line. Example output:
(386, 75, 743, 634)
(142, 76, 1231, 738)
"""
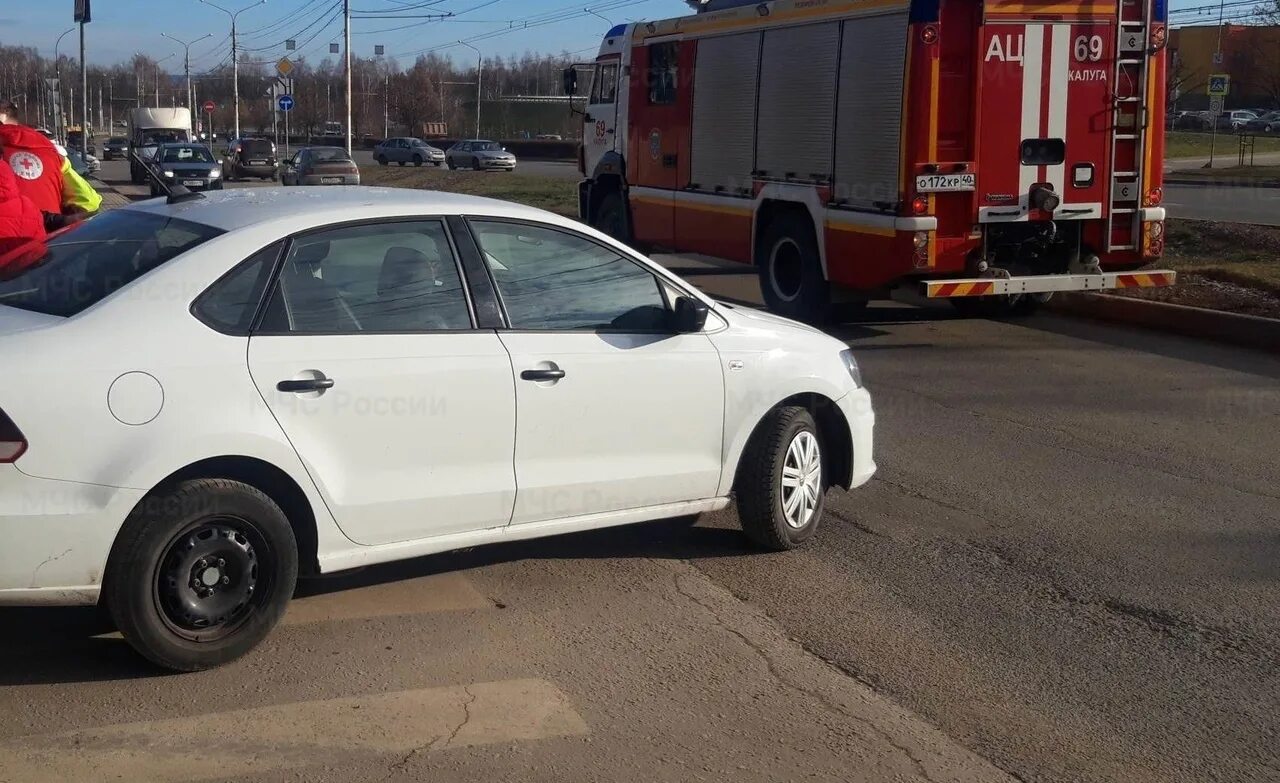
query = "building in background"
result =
(1169, 24, 1280, 110)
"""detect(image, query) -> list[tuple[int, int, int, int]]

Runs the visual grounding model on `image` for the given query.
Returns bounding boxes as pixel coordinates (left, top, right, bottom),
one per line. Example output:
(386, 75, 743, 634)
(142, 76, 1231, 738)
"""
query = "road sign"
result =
(202, 100, 216, 114)
(278, 94, 294, 112)
(276, 57, 294, 77)
(1208, 74, 1230, 96)
(74, 0, 91, 23)
(1209, 95, 1224, 117)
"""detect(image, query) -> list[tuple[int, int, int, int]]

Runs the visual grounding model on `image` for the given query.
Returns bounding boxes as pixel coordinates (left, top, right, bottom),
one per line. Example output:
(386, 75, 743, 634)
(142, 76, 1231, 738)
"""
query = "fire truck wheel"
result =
(735, 405, 824, 551)
(593, 191, 632, 244)
(758, 212, 830, 324)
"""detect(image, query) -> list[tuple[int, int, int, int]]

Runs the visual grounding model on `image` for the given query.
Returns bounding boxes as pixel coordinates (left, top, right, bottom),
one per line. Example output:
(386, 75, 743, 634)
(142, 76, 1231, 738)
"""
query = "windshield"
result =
(310, 147, 352, 162)
(108, 137, 127, 144)
(160, 146, 215, 163)
(142, 131, 185, 146)
(474, 141, 502, 152)
(0, 211, 223, 317)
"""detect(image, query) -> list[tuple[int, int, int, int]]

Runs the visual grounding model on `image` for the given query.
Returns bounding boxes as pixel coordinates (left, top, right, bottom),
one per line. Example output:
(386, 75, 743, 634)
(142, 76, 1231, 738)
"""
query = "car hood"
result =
(478, 150, 514, 158)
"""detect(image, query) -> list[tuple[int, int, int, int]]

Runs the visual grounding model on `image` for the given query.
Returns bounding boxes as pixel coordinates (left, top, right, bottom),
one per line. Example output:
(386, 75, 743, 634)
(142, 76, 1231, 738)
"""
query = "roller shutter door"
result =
(756, 22, 840, 183)
(690, 32, 761, 194)
(833, 13, 909, 208)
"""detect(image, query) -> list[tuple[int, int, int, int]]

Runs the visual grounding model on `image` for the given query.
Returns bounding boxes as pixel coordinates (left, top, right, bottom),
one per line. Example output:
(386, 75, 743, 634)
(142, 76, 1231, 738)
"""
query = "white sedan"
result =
(0, 187, 875, 671)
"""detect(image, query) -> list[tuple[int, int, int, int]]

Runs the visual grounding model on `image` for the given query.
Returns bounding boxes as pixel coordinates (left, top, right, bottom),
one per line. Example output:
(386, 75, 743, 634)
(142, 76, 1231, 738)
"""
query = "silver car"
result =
(446, 140, 517, 171)
(374, 137, 446, 167)
(280, 146, 361, 186)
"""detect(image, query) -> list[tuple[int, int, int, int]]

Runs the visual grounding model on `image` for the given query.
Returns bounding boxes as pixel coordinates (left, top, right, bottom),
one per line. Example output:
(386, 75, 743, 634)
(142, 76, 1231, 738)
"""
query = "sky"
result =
(16, 0, 684, 69)
(14, 0, 1266, 70)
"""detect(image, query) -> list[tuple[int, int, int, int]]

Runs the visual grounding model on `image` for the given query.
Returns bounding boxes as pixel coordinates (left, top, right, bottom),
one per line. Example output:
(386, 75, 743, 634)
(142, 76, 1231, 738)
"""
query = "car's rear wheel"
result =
(736, 406, 825, 551)
(758, 211, 830, 324)
(376, 155, 388, 166)
(105, 479, 298, 672)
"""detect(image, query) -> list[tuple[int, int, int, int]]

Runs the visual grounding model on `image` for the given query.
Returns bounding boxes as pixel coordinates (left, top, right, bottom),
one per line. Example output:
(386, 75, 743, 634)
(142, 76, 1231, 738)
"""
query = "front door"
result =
(466, 219, 725, 525)
(977, 21, 1114, 222)
(248, 219, 517, 546)
(583, 58, 622, 177)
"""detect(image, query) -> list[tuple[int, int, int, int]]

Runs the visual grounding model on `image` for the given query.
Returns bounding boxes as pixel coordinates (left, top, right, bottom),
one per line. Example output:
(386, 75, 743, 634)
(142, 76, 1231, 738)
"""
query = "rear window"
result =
(241, 139, 274, 156)
(108, 137, 127, 144)
(311, 148, 351, 162)
(0, 211, 223, 317)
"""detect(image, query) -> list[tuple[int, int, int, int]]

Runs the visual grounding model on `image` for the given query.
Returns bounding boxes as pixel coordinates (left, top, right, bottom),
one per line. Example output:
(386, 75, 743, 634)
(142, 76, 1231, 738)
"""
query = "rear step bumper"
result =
(924, 271, 1176, 298)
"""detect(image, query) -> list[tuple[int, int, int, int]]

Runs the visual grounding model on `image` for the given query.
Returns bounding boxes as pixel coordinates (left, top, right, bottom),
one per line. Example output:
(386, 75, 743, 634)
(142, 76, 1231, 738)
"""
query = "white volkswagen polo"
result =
(0, 187, 875, 670)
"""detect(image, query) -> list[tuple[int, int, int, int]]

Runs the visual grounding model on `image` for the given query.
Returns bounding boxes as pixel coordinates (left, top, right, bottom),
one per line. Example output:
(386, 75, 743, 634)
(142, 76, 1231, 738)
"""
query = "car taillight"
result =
(911, 195, 929, 215)
(0, 408, 27, 463)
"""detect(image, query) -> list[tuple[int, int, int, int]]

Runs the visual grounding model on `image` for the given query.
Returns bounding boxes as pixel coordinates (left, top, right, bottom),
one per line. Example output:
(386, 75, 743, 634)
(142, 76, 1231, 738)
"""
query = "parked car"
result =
(0, 187, 875, 671)
(102, 136, 129, 160)
(66, 149, 99, 177)
(1217, 110, 1258, 132)
(280, 146, 361, 186)
(1173, 111, 1213, 131)
(146, 143, 223, 196)
(1244, 111, 1280, 133)
(222, 137, 279, 181)
(373, 137, 445, 167)
(66, 131, 95, 156)
(446, 139, 517, 171)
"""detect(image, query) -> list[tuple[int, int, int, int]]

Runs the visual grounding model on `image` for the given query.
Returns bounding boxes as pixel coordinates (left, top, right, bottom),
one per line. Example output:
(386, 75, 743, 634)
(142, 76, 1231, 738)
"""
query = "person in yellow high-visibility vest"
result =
(53, 143, 103, 215)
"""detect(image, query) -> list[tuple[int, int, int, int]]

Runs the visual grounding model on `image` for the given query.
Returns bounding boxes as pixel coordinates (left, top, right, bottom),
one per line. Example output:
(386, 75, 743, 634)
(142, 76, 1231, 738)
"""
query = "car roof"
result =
(120, 186, 563, 234)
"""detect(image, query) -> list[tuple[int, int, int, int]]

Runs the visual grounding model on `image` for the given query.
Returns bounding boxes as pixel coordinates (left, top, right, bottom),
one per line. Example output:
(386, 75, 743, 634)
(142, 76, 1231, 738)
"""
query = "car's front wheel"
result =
(105, 478, 298, 671)
(413, 154, 423, 167)
(736, 406, 825, 551)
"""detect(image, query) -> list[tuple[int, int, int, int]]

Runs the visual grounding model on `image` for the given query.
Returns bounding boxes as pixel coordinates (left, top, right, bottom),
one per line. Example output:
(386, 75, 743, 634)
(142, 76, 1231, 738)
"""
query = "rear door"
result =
(977, 21, 1114, 222)
(627, 41, 691, 248)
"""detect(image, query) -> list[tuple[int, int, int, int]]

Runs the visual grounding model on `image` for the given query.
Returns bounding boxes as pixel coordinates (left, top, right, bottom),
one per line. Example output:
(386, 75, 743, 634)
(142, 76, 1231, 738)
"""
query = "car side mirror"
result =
(562, 67, 578, 96)
(672, 296, 709, 333)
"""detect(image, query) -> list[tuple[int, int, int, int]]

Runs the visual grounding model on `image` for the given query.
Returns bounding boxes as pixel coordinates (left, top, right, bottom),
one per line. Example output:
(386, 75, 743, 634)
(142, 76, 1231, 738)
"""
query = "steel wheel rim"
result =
(781, 430, 822, 529)
(769, 238, 804, 303)
(153, 515, 273, 643)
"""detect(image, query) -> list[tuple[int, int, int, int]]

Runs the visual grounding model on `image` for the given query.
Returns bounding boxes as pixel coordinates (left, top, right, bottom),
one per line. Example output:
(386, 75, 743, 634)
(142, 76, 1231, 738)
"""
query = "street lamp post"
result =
(155, 54, 175, 104)
(200, 0, 266, 140)
(163, 32, 214, 136)
(53, 27, 75, 140)
(457, 41, 482, 138)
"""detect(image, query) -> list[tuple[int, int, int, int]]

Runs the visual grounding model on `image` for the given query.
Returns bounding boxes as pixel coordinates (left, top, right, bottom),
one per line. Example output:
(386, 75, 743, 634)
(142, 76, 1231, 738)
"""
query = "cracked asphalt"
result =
(3, 185, 1277, 780)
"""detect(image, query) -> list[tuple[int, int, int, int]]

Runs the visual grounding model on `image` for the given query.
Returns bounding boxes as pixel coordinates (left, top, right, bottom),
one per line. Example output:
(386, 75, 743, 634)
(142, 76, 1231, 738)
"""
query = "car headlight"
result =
(839, 349, 862, 388)
(163, 170, 174, 178)
(209, 169, 221, 177)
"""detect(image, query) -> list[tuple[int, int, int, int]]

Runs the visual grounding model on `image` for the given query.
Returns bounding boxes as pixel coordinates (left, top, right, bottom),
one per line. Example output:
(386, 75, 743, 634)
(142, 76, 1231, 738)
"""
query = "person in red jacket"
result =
(0, 140, 48, 280)
(0, 100, 67, 222)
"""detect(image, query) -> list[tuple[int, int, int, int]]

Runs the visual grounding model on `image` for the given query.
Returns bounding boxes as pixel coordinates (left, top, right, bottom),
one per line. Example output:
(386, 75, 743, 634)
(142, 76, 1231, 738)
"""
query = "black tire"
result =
(735, 406, 825, 551)
(376, 155, 388, 166)
(472, 156, 481, 170)
(757, 211, 830, 324)
(413, 154, 423, 167)
(104, 478, 298, 672)
(592, 190, 633, 244)
(447, 159, 456, 170)
(397, 161, 406, 167)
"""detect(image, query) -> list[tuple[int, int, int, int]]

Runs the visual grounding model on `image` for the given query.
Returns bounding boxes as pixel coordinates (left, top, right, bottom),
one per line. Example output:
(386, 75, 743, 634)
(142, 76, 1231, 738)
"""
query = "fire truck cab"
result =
(569, 0, 1175, 322)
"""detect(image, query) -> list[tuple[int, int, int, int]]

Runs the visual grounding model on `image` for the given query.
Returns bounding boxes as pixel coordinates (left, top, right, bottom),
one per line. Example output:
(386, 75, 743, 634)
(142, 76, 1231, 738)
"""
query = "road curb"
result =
(1048, 292, 1280, 353)
(1165, 176, 1280, 188)
(89, 176, 139, 209)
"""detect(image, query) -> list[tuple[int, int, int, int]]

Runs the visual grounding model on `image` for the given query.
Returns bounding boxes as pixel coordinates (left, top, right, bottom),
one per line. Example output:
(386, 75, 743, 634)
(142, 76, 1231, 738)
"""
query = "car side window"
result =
(259, 221, 473, 334)
(193, 241, 283, 335)
(648, 43, 679, 105)
(468, 220, 669, 331)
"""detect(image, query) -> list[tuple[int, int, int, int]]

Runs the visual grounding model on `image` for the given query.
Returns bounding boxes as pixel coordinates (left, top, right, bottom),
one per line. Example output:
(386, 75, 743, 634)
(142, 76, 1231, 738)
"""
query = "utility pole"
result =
(344, 0, 352, 153)
(108, 79, 113, 132)
(458, 41, 482, 138)
(1207, 0, 1226, 167)
(201, 0, 265, 140)
(54, 27, 74, 142)
(384, 73, 389, 139)
(155, 54, 174, 104)
(79, 18, 88, 157)
(163, 33, 213, 137)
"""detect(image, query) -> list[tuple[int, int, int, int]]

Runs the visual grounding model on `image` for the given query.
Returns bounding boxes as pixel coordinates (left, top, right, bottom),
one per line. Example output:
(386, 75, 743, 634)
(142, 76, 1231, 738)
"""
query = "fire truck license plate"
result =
(915, 173, 976, 192)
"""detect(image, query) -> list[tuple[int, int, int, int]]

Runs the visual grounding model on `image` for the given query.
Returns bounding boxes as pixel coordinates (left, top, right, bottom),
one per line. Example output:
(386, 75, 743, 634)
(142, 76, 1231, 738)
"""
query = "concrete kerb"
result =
(1047, 292, 1280, 354)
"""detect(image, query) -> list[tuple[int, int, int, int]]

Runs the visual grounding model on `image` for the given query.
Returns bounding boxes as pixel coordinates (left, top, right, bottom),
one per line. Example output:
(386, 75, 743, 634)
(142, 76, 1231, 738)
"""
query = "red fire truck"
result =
(568, 0, 1175, 321)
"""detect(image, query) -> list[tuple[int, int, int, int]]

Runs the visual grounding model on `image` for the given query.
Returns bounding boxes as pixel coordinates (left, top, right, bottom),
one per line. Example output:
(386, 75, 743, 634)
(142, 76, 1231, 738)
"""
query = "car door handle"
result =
(520, 369, 566, 382)
(277, 378, 335, 393)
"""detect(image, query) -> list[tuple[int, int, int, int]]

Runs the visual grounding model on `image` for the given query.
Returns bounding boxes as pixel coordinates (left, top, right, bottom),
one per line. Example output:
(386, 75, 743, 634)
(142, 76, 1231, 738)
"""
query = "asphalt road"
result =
(1164, 183, 1280, 226)
(41, 157, 1278, 783)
